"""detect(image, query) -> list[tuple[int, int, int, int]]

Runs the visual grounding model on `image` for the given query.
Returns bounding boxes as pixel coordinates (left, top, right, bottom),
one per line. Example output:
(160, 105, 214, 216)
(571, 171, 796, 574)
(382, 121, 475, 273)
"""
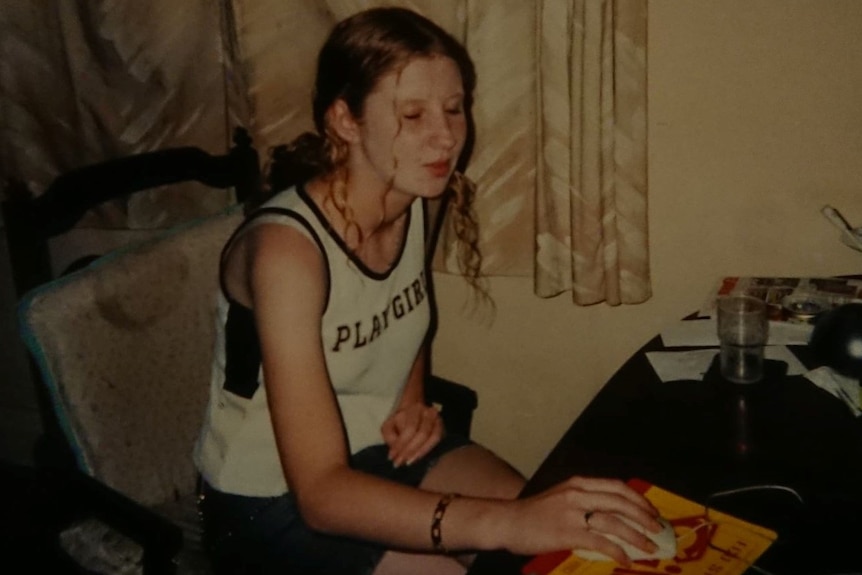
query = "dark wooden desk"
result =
(468, 331, 862, 575)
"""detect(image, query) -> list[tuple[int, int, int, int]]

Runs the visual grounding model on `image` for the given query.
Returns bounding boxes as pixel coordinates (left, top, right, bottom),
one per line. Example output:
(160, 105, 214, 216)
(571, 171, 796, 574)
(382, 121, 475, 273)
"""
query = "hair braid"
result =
(448, 172, 492, 308)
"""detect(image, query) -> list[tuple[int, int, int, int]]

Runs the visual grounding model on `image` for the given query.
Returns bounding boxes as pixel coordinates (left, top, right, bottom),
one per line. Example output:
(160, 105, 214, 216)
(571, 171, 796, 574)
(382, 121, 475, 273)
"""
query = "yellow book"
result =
(522, 479, 777, 575)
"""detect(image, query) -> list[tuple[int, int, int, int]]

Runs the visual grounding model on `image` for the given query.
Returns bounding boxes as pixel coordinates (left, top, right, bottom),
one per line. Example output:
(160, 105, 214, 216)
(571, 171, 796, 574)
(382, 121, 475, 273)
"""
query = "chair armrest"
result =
(425, 375, 478, 438)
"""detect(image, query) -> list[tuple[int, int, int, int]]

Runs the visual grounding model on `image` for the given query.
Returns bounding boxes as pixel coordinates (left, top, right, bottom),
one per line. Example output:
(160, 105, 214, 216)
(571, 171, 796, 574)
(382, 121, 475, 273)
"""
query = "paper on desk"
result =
(660, 318, 812, 347)
(804, 366, 862, 417)
(646, 349, 718, 381)
(646, 345, 808, 383)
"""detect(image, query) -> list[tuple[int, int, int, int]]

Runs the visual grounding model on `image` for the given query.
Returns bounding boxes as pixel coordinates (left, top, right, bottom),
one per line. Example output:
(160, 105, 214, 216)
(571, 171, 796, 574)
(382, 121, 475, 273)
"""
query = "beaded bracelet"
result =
(431, 492, 460, 553)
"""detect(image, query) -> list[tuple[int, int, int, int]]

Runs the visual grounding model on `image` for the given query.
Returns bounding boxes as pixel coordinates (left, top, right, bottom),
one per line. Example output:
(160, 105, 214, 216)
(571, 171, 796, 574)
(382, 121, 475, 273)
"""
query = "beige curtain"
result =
(534, 0, 650, 305)
(0, 1, 237, 229)
(1, 0, 649, 305)
(435, 1, 537, 277)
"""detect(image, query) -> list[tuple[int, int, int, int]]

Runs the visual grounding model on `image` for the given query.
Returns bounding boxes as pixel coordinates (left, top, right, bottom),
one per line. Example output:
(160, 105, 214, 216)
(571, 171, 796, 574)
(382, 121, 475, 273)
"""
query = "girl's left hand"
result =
(381, 402, 444, 467)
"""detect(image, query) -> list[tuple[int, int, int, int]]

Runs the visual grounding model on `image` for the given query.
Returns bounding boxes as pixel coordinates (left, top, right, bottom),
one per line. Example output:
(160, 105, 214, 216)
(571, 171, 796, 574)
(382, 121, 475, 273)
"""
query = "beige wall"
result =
(431, 0, 862, 477)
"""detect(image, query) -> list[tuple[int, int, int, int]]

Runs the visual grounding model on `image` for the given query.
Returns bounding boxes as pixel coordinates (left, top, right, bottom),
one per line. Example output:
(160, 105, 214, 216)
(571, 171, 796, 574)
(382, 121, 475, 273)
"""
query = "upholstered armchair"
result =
(18, 207, 242, 573)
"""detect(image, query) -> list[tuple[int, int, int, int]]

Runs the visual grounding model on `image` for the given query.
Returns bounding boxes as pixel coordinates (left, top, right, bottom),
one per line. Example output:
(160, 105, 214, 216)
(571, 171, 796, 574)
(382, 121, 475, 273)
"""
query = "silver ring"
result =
(584, 510, 596, 528)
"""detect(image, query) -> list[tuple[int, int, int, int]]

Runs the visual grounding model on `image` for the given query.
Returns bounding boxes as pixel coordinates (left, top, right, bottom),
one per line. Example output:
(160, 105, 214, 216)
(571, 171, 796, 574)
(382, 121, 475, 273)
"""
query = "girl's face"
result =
(349, 56, 467, 200)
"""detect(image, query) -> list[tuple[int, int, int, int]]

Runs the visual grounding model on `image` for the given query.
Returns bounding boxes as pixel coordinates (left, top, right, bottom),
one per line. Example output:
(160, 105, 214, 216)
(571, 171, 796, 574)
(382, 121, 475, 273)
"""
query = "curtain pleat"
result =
(612, 0, 651, 304)
(535, 0, 649, 305)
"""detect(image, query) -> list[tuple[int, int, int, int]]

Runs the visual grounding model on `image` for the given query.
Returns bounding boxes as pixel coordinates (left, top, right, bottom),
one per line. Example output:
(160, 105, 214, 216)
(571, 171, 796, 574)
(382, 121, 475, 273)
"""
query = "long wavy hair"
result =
(254, 7, 486, 299)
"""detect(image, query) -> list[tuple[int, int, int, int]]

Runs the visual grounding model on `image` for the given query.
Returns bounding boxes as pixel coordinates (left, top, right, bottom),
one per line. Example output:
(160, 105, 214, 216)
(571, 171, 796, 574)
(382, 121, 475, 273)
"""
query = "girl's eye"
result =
(446, 107, 464, 116)
(403, 112, 422, 120)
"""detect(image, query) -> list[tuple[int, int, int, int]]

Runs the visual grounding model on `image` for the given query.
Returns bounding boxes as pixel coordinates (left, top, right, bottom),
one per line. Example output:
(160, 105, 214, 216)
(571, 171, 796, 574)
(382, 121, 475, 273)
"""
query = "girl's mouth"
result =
(426, 160, 451, 178)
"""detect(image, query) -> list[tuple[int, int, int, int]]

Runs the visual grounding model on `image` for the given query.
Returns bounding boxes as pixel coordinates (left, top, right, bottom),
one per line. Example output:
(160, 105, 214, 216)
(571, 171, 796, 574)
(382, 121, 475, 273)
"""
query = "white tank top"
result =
(195, 185, 430, 496)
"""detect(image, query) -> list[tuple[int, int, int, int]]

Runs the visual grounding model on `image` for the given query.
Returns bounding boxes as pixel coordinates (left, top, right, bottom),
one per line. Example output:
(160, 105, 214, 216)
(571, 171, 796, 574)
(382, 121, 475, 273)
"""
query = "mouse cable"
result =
(706, 484, 805, 506)
(697, 484, 805, 575)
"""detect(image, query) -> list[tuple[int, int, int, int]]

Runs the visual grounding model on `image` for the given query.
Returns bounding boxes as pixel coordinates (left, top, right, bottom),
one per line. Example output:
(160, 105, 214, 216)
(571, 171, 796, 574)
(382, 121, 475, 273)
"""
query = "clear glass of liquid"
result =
(716, 295, 769, 384)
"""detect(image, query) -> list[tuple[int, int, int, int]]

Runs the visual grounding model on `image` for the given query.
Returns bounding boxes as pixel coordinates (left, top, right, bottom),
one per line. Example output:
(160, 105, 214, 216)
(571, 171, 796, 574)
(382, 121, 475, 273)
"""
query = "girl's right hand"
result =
(500, 476, 663, 565)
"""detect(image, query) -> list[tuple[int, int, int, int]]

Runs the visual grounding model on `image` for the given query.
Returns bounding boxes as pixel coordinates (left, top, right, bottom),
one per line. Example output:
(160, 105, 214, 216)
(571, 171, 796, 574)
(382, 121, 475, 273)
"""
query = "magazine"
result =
(698, 276, 862, 323)
(521, 479, 777, 575)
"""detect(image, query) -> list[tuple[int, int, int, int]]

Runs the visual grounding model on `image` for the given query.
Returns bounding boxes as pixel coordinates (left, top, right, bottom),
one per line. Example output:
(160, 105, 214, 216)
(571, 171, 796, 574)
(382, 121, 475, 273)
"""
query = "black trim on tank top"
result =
(295, 185, 412, 281)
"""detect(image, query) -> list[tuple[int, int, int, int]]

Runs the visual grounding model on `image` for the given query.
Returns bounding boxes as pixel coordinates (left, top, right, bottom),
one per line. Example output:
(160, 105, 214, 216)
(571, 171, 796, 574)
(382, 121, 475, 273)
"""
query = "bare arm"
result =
(237, 223, 663, 562)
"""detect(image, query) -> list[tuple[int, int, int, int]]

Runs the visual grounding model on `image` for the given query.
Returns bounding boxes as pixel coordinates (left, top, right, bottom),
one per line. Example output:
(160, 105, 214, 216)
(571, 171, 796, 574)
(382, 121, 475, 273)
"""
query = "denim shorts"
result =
(197, 434, 472, 575)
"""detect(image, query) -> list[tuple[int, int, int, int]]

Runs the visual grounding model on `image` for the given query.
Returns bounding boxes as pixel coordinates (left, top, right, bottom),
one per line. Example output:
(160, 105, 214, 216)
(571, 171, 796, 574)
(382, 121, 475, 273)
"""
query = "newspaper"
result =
(699, 276, 862, 322)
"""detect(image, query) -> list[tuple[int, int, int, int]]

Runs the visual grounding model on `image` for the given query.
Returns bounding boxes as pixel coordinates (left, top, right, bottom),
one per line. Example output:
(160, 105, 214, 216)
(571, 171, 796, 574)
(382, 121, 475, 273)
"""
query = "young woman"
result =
(194, 7, 662, 575)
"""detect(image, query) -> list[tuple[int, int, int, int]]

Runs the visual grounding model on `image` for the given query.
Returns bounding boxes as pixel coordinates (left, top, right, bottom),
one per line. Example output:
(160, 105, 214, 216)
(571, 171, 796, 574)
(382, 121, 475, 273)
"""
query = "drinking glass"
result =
(716, 295, 769, 384)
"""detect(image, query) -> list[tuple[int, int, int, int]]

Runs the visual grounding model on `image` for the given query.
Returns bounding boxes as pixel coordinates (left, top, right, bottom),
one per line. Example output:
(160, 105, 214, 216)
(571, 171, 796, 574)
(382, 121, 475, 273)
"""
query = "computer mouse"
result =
(574, 515, 677, 562)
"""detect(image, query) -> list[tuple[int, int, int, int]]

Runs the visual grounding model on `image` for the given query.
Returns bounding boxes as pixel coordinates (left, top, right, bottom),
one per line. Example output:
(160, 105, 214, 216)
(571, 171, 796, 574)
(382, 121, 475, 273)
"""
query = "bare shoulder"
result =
(223, 222, 326, 310)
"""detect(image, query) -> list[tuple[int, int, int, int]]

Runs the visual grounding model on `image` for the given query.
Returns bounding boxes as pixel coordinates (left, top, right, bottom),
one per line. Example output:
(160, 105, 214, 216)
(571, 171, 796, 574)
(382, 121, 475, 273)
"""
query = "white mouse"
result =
(574, 515, 677, 562)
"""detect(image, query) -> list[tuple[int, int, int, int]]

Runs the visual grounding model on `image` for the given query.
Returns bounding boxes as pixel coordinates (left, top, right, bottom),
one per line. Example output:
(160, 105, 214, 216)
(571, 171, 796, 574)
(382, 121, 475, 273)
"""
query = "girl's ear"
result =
(326, 99, 361, 143)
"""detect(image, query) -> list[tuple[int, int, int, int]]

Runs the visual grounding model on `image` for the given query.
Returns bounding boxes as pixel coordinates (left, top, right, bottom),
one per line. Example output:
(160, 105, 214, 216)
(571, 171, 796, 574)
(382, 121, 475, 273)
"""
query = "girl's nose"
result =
(429, 112, 458, 149)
